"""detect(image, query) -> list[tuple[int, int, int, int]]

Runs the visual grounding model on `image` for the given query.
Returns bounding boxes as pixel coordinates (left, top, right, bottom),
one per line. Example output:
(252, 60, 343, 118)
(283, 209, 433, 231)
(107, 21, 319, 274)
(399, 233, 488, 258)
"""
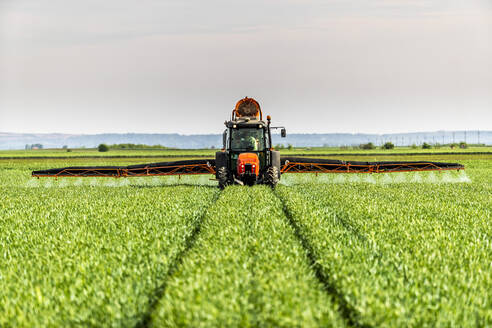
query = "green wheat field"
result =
(0, 150, 490, 327)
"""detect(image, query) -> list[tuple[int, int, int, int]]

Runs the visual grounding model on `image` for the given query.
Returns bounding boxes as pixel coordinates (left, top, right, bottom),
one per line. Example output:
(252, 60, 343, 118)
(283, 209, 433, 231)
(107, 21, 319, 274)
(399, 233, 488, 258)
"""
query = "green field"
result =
(0, 151, 490, 327)
(2, 145, 492, 158)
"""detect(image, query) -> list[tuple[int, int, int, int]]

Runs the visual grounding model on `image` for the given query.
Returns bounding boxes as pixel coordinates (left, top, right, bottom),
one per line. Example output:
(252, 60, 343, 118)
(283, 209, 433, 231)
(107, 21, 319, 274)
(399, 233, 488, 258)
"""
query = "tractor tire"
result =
(264, 166, 279, 188)
(217, 166, 231, 189)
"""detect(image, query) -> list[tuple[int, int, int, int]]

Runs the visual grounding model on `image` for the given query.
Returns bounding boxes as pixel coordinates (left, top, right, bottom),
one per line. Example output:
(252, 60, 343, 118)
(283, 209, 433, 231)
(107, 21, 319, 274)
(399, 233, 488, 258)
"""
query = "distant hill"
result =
(0, 131, 490, 150)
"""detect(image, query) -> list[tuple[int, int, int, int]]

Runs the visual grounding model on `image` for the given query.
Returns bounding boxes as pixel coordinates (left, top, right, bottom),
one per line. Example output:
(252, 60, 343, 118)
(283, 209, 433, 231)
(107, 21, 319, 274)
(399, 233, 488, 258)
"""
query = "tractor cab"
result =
(230, 127, 265, 152)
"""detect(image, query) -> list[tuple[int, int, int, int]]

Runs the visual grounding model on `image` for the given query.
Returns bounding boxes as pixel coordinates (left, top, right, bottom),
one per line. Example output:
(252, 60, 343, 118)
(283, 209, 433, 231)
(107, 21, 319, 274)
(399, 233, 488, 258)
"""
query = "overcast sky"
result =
(0, 0, 491, 134)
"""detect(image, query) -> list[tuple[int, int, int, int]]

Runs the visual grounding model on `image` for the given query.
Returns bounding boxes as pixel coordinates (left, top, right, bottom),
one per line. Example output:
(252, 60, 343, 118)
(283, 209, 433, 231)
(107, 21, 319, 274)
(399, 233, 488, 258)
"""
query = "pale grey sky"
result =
(1, 0, 491, 134)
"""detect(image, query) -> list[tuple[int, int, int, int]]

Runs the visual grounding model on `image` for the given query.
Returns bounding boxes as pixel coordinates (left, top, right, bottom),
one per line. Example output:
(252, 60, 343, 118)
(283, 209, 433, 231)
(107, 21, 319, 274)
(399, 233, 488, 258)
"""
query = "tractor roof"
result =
(226, 117, 268, 128)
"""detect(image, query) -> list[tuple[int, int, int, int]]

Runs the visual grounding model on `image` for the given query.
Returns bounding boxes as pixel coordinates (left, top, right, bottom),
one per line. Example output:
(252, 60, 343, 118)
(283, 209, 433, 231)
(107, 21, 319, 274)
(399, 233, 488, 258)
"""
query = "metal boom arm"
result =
(280, 157, 464, 174)
(32, 157, 463, 179)
(32, 159, 216, 178)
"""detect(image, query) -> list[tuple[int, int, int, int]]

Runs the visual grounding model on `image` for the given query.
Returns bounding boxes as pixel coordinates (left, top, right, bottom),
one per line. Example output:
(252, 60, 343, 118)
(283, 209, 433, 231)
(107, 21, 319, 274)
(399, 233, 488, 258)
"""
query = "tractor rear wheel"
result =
(264, 166, 279, 188)
(217, 166, 231, 189)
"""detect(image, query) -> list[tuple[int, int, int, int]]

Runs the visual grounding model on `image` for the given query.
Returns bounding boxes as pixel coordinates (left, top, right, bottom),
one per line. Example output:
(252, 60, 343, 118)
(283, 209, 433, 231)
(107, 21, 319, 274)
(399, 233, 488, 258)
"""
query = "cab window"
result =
(230, 128, 265, 151)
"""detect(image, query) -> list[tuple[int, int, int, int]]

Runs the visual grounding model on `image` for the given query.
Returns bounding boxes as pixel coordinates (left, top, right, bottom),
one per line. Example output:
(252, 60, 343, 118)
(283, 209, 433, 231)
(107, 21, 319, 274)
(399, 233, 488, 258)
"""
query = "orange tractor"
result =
(32, 97, 464, 188)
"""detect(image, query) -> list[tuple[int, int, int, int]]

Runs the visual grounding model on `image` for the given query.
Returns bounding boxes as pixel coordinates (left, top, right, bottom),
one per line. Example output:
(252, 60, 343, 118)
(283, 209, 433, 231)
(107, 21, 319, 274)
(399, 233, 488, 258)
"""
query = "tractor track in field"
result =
(135, 191, 222, 328)
(274, 190, 372, 328)
(245, 204, 263, 328)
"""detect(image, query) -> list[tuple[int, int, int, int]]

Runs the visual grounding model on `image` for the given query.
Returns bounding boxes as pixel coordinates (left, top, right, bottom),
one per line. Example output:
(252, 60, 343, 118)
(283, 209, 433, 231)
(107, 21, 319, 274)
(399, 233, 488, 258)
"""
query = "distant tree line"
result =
(25, 144, 43, 150)
(356, 141, 470, 150)
(97, 143, 173, 152)
(274, 144, 293, 150)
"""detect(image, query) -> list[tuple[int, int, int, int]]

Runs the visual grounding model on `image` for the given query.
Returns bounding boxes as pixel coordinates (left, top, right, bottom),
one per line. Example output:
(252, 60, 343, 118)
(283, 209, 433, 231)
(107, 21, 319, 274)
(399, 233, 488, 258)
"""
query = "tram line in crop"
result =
(274, 189, 371, 328)
(136, 190, 222, 328)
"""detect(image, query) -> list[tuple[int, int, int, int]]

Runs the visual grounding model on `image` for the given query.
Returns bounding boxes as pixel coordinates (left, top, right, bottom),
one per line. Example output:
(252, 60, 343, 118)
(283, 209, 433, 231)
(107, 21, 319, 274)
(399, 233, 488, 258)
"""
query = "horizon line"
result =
(1, 129, 491, 136)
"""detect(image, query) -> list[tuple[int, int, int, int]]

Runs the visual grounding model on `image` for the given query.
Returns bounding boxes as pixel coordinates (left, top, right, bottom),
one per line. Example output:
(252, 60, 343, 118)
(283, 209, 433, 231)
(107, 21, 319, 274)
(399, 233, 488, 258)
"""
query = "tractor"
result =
(215, 97, 285, 188)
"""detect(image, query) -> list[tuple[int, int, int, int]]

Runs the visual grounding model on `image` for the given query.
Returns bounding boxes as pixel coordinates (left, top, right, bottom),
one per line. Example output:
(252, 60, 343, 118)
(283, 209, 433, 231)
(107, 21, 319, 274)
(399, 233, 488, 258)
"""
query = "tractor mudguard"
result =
(271, 150, 281, 178)
(215, 151, 228, 178)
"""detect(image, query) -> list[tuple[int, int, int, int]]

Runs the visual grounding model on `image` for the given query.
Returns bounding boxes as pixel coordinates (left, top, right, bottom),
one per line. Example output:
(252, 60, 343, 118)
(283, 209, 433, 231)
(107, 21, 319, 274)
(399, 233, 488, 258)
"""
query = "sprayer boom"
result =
(31, 97, 465, 186)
